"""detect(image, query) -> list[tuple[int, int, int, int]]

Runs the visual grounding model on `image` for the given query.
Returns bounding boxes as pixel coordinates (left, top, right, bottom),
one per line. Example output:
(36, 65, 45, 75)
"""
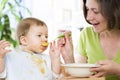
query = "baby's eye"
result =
(45, 35, 48, 38)
(38, 35, 42, 37)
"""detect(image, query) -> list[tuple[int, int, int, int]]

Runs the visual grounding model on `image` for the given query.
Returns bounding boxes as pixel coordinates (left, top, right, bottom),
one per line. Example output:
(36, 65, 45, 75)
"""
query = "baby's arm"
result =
(0, 40, 11, 78)
(49, 41, 61, 79)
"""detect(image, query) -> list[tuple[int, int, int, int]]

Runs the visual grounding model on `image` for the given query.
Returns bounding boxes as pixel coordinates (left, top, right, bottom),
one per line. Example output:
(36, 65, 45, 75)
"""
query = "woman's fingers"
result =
(91, 71, 106, 77)
(90, 60, 118, 76)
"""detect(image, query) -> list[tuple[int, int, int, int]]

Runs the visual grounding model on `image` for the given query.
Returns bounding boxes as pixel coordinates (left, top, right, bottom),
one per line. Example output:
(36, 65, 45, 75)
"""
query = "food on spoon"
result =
(57, 33, 71, 39)
(41, 42, 49, 46)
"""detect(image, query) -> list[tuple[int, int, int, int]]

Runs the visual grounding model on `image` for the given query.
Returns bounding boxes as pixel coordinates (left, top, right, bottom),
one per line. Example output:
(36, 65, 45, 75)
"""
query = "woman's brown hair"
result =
(83, 0, 120, 30)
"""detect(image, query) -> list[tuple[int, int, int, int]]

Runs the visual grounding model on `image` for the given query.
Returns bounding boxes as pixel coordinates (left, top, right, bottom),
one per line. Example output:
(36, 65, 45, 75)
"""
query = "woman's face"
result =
(86, 0, 108, 33)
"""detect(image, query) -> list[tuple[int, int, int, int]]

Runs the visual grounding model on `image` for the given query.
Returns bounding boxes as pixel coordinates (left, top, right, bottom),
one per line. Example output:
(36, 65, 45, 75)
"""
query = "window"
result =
(18, 0, 91, 56)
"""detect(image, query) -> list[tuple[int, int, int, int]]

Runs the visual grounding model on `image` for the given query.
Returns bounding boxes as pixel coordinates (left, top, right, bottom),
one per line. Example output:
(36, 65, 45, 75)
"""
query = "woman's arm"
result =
(75, 54, 87, 63)
(57, 30, 74, 63)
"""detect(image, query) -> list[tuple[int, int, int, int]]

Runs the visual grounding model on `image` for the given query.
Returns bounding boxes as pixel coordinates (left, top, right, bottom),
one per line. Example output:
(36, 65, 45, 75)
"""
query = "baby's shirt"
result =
(0, 49, 53, 80)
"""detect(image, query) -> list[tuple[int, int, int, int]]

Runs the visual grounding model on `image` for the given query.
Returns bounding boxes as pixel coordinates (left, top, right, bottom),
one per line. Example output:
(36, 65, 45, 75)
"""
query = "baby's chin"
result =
(36, 49, 45, 54)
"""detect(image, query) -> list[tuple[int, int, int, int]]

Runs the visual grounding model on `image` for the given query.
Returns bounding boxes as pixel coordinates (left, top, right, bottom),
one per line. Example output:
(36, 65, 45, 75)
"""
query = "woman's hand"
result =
(57, 30, 74, 63)
(90, 60, 120, 77)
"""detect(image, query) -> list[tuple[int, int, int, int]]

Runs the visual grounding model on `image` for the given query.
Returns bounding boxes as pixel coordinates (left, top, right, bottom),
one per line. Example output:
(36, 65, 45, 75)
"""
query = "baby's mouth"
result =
(41, 42, 49, 47)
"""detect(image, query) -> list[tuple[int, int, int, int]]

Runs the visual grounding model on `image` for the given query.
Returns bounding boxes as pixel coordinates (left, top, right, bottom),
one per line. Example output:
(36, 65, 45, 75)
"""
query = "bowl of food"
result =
(61, 63, 99, 77)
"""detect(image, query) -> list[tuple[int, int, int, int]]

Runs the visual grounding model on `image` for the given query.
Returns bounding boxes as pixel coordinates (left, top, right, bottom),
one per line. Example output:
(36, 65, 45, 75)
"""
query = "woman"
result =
(58, 0, 120, 80)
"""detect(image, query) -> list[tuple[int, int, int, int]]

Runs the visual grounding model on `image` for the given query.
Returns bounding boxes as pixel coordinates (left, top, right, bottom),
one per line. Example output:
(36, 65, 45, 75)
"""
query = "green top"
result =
(77, 27, 120, 80)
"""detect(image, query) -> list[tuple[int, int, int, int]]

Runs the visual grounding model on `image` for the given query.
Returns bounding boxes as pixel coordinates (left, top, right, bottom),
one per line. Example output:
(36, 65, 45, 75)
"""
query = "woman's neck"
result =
(99, 29, 120, 39)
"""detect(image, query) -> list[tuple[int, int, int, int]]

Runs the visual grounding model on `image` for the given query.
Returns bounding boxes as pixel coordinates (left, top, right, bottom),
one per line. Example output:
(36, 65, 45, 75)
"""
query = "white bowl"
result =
(61, 63, 99, 77)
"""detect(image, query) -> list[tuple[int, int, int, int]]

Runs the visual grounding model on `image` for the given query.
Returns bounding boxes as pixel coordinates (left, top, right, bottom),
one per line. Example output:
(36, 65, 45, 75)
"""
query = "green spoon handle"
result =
(57, 33, 71, 39)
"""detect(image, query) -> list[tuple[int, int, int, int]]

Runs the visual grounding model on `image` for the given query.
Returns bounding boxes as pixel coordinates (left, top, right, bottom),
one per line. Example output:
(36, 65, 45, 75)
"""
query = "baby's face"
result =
(22, 25, 48, 53)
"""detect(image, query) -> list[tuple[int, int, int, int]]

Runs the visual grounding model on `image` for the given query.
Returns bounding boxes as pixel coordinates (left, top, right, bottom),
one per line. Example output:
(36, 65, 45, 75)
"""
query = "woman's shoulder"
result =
(80, 26, 96, 35)
(79, 26, 98, 41)
(82, 26, 93, 32)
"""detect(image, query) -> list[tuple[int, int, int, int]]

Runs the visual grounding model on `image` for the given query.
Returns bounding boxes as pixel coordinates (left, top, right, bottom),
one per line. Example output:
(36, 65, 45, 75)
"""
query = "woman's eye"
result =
(93, 10, 100, 14)
(94, 11, 99, 14)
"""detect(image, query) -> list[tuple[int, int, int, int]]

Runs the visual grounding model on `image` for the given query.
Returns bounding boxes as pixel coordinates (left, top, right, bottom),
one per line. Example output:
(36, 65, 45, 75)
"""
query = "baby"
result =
(0, 17, 61, 80)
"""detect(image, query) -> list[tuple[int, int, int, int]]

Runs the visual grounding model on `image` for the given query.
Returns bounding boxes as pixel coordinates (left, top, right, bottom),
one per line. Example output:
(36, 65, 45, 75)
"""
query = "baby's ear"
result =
(19, 36, 27, 45)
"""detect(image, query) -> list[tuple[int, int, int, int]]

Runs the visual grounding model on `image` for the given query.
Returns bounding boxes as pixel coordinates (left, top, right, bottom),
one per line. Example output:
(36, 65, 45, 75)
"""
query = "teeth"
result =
(41, 42, 49, 46)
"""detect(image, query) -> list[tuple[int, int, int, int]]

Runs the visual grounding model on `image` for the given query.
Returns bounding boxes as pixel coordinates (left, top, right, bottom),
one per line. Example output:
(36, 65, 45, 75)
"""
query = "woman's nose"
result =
(86, 11, 94, 21)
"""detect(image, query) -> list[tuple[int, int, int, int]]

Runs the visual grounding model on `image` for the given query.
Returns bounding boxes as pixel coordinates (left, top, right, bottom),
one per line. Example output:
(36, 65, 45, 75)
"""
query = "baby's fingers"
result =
(0, 40, 11, 49)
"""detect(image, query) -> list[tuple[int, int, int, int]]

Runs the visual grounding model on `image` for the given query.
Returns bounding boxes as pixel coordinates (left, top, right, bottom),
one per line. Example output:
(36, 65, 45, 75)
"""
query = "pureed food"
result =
(41, 42, 49, 46)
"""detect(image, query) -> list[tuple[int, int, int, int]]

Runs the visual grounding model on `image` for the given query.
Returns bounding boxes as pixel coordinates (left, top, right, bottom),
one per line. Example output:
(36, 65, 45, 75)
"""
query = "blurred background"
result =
(0, 0, 91, 54)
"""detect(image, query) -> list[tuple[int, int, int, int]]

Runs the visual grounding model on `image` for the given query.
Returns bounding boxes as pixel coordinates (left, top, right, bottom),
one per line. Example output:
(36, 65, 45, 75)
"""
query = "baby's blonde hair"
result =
(16, 17, 47, 44)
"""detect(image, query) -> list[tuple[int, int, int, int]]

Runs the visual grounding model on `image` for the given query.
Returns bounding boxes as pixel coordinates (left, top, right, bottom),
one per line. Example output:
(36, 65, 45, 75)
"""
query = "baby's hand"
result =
(0, 40, 11, 59)
(49, 41, 61, 74)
